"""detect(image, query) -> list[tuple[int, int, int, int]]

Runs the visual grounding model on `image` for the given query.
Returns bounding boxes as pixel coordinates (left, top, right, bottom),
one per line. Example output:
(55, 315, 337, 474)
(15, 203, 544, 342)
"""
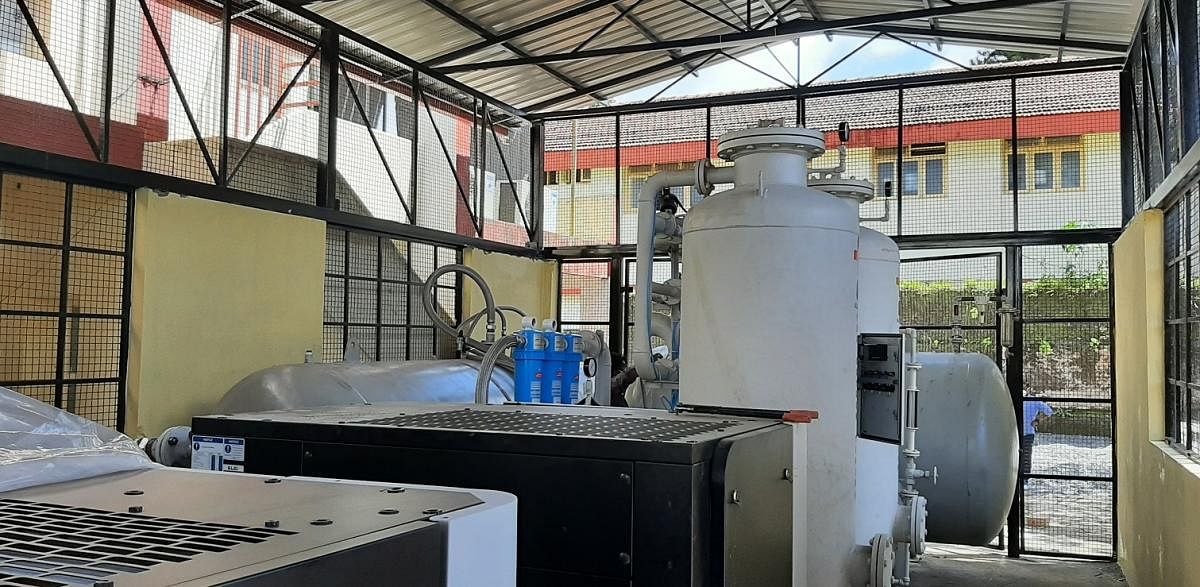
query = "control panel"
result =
(857, 333, 903, 443)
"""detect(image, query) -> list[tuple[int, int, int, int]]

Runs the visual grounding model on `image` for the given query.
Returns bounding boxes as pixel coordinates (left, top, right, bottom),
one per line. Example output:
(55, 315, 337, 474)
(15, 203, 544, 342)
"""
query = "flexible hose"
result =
(475, 334, 522, 404)
(422, 264, 499, 345)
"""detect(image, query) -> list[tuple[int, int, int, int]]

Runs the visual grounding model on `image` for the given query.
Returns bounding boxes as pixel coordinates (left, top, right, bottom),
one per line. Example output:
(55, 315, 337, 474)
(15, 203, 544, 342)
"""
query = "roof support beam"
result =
(414, 0, 607, 101)
(612, 1, 700, 78)
(1057, 0, 1072, 61)
(923, 0, 944, 50)
(527, 56, 1123, 118)
(435, 0, 1073, 72)
(424, 0, 624, 66)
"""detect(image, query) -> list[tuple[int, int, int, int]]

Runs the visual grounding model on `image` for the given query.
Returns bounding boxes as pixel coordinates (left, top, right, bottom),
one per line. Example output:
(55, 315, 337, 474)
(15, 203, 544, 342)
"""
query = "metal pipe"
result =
(631, 162, 732, 382)
(475, 334, 523, 404)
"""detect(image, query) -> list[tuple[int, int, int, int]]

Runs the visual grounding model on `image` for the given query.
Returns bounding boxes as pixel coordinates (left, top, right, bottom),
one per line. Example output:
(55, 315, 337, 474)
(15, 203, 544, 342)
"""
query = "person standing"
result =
(1021, 399, 1055, 476)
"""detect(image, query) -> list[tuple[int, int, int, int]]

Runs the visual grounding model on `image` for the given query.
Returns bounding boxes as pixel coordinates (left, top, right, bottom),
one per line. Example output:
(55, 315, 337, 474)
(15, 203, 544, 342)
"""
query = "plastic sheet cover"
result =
(0, 387, 155, 493)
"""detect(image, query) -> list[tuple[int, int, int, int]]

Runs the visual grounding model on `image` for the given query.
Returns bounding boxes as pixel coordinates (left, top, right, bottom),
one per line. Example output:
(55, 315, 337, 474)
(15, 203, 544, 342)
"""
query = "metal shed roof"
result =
(297, 0, 1139, 114)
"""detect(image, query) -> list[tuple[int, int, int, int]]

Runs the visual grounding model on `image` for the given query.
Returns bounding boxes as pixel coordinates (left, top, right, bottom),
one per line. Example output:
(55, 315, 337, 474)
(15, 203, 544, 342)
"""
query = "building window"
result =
(337, 78, 391, 132)
(498, 183, 518, 223)
(1007, 137, 1084, 192)
(238, 38, 275, 86)
(1061, 151, 1082, 188)
(575, 168, 592, 183)
(544, 171, 560, 186)
(875, 144, 945, 197)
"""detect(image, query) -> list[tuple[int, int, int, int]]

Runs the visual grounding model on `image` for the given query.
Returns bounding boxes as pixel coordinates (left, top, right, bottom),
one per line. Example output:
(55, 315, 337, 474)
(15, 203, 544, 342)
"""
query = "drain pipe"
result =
(631, 161, 732, 382)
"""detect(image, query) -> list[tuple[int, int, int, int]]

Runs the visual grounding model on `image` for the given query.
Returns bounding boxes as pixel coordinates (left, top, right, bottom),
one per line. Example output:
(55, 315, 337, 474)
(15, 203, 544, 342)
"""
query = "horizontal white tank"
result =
(681, 127, 862, 586)
(915, 351, 1019, 544)
(216, 359, 514, 413)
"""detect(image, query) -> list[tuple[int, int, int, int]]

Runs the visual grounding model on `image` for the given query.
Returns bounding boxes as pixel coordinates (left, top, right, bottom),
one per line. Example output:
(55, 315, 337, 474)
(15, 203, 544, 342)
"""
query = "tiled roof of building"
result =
(545, 67, 1118, 151)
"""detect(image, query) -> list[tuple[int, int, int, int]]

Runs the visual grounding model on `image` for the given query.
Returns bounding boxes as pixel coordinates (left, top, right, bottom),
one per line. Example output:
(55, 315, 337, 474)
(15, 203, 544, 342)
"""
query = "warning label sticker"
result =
(191, 436, 246, 472)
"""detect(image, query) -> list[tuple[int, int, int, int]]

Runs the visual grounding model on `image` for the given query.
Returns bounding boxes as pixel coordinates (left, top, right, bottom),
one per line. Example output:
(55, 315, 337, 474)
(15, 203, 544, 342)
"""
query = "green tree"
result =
(969, 49, 1045, 65)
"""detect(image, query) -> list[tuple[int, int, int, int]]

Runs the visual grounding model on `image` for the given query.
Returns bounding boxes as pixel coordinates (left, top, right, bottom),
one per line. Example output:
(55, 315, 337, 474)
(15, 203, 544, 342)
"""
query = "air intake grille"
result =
(356, 409, 738, 442)
(0, 499, 295, 586)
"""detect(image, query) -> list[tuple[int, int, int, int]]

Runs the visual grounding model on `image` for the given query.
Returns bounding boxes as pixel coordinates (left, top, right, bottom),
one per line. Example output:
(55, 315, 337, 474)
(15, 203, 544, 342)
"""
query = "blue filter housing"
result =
(545, 331, 568, 404)
(512, 328, 547, 403)
(563, 334, 584, 404)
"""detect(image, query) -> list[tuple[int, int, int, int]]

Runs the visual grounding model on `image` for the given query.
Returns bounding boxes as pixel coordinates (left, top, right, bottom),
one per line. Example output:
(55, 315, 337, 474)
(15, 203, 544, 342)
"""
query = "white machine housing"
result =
(680, 127, 864, 586)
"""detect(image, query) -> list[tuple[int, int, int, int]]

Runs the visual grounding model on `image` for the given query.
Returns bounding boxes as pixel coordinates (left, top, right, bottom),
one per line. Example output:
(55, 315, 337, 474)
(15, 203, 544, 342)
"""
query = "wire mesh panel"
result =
(334, 65, 413, 224)
(899, 253, 1002, 328)
(224, 13, 322, 206)
(414, 77, 477, 239)
(0, 0, 110, 163)
(0, 171, 130, 429)
(119, 0, 224, 185)
(543, 117, 617, 246)
(480, 106, 534, 247)
(902, 81, 1013, 235)
(1016, 73, 1121, 231)
(1163, 183, 1200, 453)
(322, 226, 459, 363)
(1019, 242, 1114, 558)
(619, 109, 706, 244)
(804, 91, 897, 235)
(559, 260, 610, 327)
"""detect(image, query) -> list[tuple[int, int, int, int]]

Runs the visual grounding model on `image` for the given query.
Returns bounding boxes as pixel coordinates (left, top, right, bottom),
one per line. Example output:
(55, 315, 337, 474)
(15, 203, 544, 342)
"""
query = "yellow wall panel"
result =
(461, 249, 558, 337)
(126, 190, 324, 436)
(1114, 209, 1200, 587)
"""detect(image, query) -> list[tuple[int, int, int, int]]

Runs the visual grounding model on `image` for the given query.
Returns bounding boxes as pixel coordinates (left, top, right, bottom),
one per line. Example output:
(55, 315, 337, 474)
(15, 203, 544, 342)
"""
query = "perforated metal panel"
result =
(0, 499, 293, 586)
(357, 409, 738, 442)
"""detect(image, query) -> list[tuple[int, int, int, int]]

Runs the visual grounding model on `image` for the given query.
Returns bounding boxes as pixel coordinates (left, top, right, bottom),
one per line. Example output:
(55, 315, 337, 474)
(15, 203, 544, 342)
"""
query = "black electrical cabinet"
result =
(192, 403, 793, 586)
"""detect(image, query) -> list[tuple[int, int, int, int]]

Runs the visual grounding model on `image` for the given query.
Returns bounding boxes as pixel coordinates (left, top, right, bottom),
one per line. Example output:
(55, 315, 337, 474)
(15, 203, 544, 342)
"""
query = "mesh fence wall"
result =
(543, 70, 1120, 247)
(0, 170, 130, 429)
(0, 1, 533, 249)
(322, 225, 460, 363)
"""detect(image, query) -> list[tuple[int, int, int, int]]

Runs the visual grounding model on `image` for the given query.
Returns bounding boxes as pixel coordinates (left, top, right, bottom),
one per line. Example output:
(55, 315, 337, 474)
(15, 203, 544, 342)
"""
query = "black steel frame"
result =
(0, 167, 134, 432)
(0, 0, 541, 257)
(323, 225, 464, 363)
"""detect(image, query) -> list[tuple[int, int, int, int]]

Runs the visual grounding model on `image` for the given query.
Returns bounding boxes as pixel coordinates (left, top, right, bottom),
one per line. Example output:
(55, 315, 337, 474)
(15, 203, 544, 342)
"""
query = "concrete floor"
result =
(911, 544, 1126, 586)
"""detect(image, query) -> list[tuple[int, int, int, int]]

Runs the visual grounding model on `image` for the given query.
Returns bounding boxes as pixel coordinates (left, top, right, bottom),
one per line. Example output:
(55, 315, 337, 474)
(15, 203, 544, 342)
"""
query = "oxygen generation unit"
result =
(626, 122, 1017, 586)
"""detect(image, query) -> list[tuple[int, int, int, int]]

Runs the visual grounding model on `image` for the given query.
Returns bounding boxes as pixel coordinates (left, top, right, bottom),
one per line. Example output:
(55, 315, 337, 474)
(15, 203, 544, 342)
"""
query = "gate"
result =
(899, 246, 1116, 560)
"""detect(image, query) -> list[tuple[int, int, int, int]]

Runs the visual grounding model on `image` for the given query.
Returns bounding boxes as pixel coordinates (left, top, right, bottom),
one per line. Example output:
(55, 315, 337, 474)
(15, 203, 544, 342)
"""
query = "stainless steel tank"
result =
(216, 360, 514, 414)
(914, 351, 1019, 545)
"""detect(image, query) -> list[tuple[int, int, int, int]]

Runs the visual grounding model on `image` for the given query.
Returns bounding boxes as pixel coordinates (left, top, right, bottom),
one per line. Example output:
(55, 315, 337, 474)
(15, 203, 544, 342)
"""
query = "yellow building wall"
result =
(1114, 209, 1200, 587)
(461, 248, 558, 337)
(126, 190, 325, 436)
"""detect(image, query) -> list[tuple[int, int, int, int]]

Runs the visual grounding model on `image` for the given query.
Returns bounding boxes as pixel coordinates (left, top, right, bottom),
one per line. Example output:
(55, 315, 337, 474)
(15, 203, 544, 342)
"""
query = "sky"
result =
(616, 34, 994, 103)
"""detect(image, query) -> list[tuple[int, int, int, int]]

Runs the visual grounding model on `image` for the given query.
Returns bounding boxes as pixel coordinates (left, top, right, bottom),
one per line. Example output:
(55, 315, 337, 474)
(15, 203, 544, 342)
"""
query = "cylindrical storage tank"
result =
(813, 177, 904, 558)
(682, 127, 862, 586)
(216, 359, 515, 414)
(857, 227, 900, 334)
(809, 178, 899, 334)
(914, 351, 1018, 544)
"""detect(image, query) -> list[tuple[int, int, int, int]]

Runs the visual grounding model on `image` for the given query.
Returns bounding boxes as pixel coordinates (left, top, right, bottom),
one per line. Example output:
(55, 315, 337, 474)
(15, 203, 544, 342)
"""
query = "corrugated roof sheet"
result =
(305, 0, 1137, 113)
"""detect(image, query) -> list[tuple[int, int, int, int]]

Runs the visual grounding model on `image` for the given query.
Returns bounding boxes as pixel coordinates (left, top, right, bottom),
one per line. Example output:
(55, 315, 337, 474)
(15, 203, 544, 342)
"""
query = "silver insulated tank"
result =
(216, 359, 515, 414)
(915, 351, 1019, 544)
(681, 127, 862, 586)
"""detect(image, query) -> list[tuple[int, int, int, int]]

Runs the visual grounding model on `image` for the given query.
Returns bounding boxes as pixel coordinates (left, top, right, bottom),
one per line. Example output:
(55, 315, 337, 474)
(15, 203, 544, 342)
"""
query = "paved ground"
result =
(911, 544, 1126, 586)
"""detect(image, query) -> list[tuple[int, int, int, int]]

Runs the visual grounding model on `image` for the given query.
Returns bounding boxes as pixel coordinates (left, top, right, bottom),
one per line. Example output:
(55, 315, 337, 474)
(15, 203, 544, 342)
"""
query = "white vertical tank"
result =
(813, 178, 905, 576)
(682, 128, 861, 586)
